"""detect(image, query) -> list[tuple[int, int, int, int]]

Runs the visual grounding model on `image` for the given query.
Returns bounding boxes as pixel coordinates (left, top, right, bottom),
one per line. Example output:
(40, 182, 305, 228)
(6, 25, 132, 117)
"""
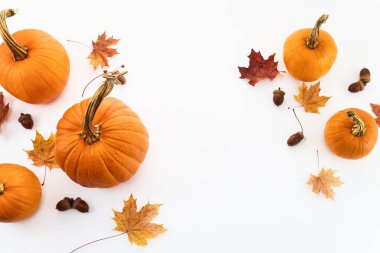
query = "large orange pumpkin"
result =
(0, 9, 70, 104)
(324, 108, 378, 159)
(0, 163, 42, 222)
(283, 14, 337, 82)
(56, 70, 149, 188)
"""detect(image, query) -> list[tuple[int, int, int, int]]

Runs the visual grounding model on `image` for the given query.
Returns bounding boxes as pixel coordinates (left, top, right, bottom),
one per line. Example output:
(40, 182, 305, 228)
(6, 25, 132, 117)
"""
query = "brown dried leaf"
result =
(25, 131, 59, 170)
(307, 168, 343, 200)
(88, 32, 119, 70)
(238, 49, 281, 86)
(0, 92, 9, 128)
(294, 82, 331, 113)
(113, 194, 166, 246)
(370, 103, 380, 127)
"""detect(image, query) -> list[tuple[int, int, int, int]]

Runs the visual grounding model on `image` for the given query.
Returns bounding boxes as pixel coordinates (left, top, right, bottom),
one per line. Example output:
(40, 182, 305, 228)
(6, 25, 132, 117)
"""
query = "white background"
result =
(1, 0, 380, 252)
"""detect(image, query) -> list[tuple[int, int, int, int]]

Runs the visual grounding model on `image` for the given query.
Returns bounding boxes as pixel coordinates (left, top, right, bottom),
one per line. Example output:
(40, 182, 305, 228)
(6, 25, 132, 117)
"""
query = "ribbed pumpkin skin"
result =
(0, 29, 70, 104)
(324, 108, 378, 160)
(56, 97, 149, 188)
(283, 28, 337, 82)
(0, 164, 42, 222)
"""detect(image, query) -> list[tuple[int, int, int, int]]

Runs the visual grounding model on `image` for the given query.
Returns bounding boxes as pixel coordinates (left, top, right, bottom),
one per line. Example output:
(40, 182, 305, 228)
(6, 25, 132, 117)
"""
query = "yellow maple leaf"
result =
(113, 194, 166, 246)
(294, 82, 331, 113)
(88, 31, 119, 70)
(307, 168, 343, 200)
(24, 131, 59, 170)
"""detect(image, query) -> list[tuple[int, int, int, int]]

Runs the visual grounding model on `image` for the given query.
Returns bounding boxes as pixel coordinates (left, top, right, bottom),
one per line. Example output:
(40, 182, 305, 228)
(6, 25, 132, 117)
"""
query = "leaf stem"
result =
(70, 232, 127, 253)
(81, 72, 106, 97)
(41, 165, 46, 186)
(66, 39, 92, 50)
(291, 108, 303, 133)
(316, 149, 320, 174)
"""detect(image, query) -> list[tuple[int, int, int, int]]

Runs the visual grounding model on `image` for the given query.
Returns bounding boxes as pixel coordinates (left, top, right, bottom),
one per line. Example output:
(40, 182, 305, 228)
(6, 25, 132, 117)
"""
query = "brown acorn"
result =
(72, 197, 89, 213)
(117, 74, 126, 84)
(348, 68, 371, 93)
(113, 70, 126, 84)
(360, 68, 371, 84)
(287, 109, 305, 146)
(18, 113, 33, 129)
(56, 197, 74, 211)
(273, 88, 285, 106)
(348, 81, 365, 93)
(287, 132, 304, 146)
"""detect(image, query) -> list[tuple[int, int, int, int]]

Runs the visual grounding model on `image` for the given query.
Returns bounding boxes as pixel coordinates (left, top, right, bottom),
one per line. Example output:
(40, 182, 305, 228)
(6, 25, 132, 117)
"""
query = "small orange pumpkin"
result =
(0, 163, 42, 222)
(0, 9, 70, 104)
(324, 108, 378, 159)
(56, 69, 149, 188)
(283, 14, 337, 82)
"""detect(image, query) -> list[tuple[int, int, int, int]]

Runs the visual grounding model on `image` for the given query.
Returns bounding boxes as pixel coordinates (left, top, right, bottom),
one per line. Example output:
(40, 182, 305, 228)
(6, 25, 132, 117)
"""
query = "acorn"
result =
(113, 69, 126, 84)
(348, 68, 371, 93)
(273, 88, 285, 106)
(117, 74, 126, 84)
(360, 68, 371, 84)
(56, 197, 74, 211)
(18, 113, 33, 129)
(348, 81, 365, 93)
(287, 131, 304, 146)
(72, 197, 89, 213)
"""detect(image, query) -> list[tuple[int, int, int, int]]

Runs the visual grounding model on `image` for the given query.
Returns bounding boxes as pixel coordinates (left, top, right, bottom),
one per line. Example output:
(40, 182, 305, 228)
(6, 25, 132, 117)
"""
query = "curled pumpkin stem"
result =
(0, 9, 28, 61)
(0, 182, 4, 194)
(347, 110, 366, 137)
(306, 14, 329, 49)
(81, 68, 128, 145)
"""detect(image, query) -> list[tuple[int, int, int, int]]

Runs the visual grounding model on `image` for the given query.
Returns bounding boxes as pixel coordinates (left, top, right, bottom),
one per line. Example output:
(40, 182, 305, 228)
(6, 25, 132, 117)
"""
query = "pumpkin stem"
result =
(0, 182, 5, 194)
(0, 9, 28, 61)
(81, 68, 128, 145)
(347, 110, 366, 137)
(306, 14, 329, 49)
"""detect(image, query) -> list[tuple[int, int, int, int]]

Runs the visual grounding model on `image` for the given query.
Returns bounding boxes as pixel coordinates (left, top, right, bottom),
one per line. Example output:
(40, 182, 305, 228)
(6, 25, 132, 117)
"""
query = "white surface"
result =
(1, 0, 380, 252)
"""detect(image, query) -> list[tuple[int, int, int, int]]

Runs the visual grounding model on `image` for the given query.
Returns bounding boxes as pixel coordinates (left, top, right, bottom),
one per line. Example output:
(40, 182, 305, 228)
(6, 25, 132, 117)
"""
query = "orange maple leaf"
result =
(238, 49, 282, 86)
(88, 32, 119, 70)
(113, 194, 166, 246)
(294, 82, 331, 113)
(307, 168, 343, 200)
(370, 103, 380, 127)
(24, 131, 59, 170)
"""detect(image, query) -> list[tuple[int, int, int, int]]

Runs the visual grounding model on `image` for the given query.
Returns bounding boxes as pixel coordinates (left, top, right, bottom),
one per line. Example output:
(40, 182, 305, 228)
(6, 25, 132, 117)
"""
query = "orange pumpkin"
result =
(324, 108, 378, 159)
(283, 14, 337, 82)
(0, 9, 70, 104)
(0, 163, 42, 222)
(56, 69, 149, 188)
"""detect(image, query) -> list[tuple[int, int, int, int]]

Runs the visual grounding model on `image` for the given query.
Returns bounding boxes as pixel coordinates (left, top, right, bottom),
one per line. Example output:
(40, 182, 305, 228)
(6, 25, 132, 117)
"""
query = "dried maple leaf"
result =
(0, 92, 9, 128)
(238, 49, 281, 86)
(307, 168, 343, 200)
(25, 131, 59, 170)
(113, 194, 166, 246)
(370, 103, 380, 127)
(88, 32, 119, 70)
(294, 82, 331, 113)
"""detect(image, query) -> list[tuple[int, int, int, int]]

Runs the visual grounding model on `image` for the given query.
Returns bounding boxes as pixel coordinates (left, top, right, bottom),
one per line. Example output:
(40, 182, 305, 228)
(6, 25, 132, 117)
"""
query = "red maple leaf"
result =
(238, 49, 281, 86)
